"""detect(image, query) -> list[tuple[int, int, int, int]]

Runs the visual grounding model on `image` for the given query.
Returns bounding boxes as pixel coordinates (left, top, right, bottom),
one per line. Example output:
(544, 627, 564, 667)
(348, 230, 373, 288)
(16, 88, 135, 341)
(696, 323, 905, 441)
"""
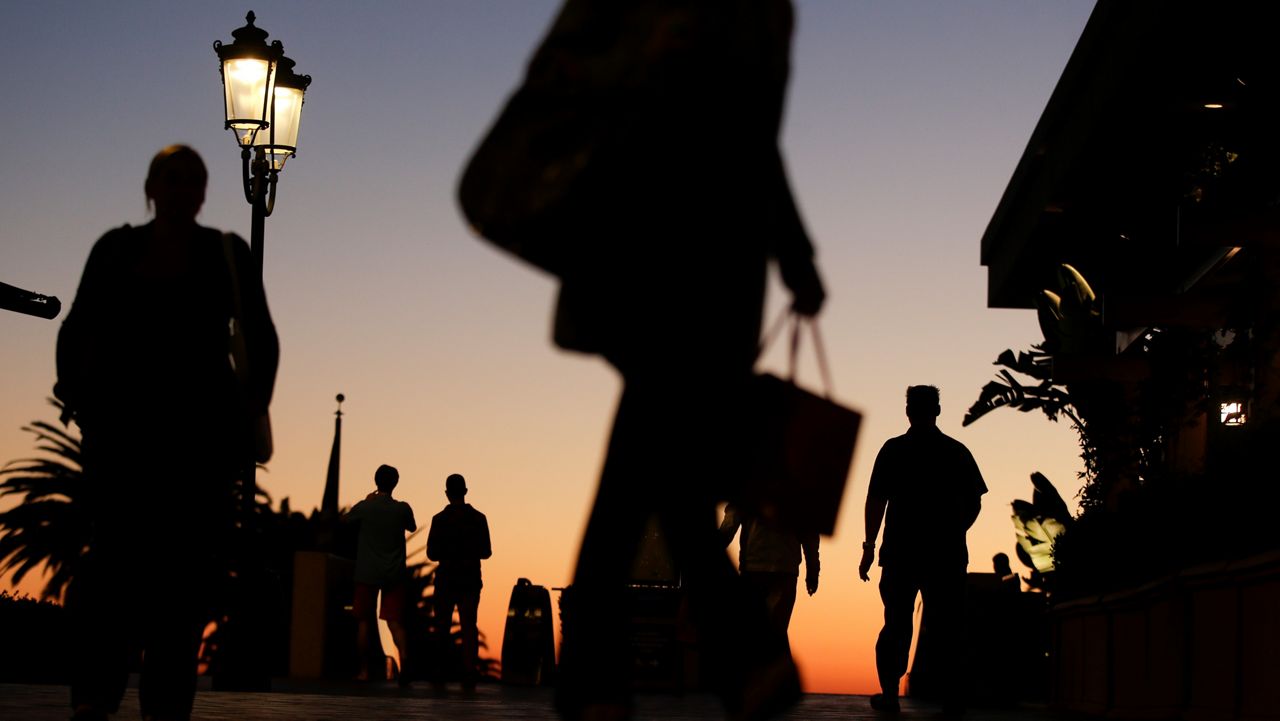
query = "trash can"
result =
(501, 578, 556, 685)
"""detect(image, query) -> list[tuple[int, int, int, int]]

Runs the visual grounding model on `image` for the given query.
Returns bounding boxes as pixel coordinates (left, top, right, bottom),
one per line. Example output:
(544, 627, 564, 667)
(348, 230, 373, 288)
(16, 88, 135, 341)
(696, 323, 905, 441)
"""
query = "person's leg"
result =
(875, 566, 919, 699)
(655, 371, 797, 719)
(432, 592, 458, 684)
(770, 574, 799, 638)
(922, 567, 968, 714)
(555, 384, 663, 718)
(352, 583, 377, 680)
(457, 591, 481, 689)
(663, 499, 795, 710)
(68, 544, 136, 718)
(69, 446, 143, 718)
(379, 583, 409, 683)
(137, 598, 203, 720)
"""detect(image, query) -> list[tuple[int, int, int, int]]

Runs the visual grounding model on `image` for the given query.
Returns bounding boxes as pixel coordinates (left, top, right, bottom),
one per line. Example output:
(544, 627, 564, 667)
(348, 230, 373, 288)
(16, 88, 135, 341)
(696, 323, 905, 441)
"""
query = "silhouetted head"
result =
(145, 144, 207, 224)
(905, 385, 940, 429)
(446, 473, 467, 503)
(993, 552, 1012, 576)
(374, 464, 400, 493)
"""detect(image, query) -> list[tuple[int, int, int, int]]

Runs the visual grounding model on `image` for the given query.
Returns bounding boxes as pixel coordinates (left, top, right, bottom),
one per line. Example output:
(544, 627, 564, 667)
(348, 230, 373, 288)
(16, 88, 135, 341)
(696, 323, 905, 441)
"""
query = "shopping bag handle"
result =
(758, 308, 836, 399)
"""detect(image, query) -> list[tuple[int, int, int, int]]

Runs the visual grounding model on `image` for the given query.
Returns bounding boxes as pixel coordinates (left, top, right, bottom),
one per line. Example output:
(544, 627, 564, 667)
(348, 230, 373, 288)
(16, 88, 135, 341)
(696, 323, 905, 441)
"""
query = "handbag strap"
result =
(758, 307, 837, 399)
(220, 233, 251, 386)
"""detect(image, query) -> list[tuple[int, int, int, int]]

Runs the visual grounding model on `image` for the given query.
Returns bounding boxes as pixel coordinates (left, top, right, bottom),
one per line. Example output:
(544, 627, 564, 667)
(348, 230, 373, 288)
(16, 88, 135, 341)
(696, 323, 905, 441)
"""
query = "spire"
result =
(321, 393, 344, 515)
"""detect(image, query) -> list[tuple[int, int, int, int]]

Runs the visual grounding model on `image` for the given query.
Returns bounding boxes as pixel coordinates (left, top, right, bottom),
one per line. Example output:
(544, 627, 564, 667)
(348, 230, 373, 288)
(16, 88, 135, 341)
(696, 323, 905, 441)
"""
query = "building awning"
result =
(982, 0, 1280, 318)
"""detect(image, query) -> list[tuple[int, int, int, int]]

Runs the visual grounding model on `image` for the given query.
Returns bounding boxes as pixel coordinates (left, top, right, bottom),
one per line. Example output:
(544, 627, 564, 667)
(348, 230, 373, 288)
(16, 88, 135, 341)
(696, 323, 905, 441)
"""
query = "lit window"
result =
(1220, 402, 1247, 426)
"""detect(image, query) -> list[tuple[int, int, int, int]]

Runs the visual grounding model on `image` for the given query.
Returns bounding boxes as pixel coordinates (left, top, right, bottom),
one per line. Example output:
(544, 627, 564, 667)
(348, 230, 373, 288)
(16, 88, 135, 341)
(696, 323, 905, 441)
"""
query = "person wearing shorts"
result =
(346, 464, 417, 682)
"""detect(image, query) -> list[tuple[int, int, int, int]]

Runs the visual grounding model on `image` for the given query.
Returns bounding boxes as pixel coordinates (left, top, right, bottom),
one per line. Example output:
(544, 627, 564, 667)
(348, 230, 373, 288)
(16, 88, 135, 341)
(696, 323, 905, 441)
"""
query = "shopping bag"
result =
(740, 315, 860, 536)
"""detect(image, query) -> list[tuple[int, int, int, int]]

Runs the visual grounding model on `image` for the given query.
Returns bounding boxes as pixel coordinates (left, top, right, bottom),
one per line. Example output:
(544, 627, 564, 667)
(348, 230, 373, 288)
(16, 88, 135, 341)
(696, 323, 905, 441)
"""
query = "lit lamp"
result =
(255, 54, 311, 171)
(214, 11, 311, 274)
(214, 12, 281, 148)
(1220, 401, 1247, 426)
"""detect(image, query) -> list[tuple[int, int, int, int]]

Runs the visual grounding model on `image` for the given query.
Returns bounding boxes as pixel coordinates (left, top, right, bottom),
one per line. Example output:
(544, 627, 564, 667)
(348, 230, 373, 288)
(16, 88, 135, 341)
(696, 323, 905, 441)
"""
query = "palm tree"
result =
(0, 399, 87, 600)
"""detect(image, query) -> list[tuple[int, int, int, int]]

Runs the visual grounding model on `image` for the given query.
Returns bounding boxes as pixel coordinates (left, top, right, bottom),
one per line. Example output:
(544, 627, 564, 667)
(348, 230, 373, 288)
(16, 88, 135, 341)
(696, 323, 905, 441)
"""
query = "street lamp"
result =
(214, 11, 311, 274)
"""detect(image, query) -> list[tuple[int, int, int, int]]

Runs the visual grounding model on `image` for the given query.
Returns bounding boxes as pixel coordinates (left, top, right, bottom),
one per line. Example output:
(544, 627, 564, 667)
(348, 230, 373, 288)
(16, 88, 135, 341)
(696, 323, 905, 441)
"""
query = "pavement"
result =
(1, 681, 1072, 721)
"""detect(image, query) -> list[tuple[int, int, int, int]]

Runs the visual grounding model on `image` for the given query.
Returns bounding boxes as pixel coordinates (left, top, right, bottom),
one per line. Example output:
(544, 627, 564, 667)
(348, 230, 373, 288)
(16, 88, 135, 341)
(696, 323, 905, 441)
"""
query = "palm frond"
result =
(0, 399, 88, 599)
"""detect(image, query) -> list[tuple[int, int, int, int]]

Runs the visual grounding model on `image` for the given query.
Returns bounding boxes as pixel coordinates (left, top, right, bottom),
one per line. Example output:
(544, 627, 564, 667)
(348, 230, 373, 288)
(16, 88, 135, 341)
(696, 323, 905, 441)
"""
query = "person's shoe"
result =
(870, 693, 901, 714)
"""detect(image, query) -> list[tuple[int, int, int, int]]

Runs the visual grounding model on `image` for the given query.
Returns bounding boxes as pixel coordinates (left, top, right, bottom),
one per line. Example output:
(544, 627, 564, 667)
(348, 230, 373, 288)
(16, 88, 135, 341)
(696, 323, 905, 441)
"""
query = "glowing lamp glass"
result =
(222, 57, 276, 146)
(254, 85, 304, 170)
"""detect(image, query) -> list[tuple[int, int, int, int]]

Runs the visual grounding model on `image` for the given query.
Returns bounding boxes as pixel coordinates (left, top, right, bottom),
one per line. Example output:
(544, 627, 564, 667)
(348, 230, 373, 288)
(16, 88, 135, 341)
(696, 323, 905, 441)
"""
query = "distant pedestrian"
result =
(859, 386, 987, 716)
(346, 464, 417, 683)
(719, 503, 820, 644)
(426, 473, 492, 689)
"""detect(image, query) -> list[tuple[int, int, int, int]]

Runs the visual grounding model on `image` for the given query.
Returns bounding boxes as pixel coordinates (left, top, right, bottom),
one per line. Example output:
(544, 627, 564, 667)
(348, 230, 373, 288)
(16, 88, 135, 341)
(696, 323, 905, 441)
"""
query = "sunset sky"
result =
(0, 1, 1095, 695)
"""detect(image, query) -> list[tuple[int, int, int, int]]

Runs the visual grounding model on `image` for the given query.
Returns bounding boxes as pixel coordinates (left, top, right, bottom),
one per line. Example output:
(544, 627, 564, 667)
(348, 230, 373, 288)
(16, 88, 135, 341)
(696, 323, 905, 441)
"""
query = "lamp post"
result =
(214, 11, 311, 275)
(210, 15, 309, 690)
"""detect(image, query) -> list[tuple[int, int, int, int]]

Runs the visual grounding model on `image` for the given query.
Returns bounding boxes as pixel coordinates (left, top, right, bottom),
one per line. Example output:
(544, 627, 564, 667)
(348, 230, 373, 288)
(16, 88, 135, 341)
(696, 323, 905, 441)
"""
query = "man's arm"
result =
(860, 495, 887, 582)
(426, 517, 441, 561)
(342, 500, 364, 525)
(860, 443, 893, 582)
(960, 447, 987, 531)
(478, 513, 492, 560)
(404, 504, 417, 533)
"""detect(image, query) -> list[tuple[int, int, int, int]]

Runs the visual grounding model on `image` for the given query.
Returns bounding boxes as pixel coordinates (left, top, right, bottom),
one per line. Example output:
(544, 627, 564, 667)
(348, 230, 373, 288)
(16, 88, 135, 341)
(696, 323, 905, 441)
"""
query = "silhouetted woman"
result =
(56, 145, 278, 721)
(539, 3, 826, 720)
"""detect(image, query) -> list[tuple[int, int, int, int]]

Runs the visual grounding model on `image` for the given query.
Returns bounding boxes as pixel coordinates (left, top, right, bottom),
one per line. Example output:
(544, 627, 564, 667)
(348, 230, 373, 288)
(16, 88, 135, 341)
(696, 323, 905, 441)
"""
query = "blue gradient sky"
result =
(1, 1, 1095, 693)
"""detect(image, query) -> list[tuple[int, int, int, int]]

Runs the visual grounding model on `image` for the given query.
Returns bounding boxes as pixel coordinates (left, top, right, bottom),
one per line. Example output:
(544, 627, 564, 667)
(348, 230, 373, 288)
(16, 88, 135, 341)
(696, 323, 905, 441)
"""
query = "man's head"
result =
(993, 552, 1012, 576)
(446, 473, 467, 502)
(905, 385, 940, 428)
(374, 464, 400, 493)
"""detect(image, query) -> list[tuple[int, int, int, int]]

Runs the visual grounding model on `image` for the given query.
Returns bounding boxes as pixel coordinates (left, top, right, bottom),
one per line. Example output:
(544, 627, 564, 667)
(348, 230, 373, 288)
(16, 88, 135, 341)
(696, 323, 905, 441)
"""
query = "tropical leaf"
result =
(1030, 471, 1072, 522)
(1009, 472, 1074, 587)
(0, 399, 88, 600)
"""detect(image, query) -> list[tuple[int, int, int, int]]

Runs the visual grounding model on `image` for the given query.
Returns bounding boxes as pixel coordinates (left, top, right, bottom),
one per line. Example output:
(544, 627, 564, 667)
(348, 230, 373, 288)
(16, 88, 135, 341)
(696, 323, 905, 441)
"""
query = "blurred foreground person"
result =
(471, 2, 826, 719)
(57, 145, 278, 721)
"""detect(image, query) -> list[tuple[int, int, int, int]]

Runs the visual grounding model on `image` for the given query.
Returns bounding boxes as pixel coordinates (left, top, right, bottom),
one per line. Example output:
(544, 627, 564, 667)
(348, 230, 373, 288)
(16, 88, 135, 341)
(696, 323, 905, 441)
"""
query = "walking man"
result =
(427, 473, 492, 689)
(719, 503, 819, 644)
(859, 386, 986, 715)
(346, 464, 417, 683)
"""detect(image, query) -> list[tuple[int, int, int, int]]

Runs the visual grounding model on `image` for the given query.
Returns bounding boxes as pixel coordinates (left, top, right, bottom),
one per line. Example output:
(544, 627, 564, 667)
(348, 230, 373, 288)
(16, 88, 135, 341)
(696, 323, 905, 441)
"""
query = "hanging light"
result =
(214, 11, 283, 148)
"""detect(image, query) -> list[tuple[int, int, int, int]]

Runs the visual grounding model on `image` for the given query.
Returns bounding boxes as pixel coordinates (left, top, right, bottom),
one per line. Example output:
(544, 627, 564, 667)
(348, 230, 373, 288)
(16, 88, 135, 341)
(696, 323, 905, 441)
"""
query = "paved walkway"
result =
(2, 682, 1071, 721)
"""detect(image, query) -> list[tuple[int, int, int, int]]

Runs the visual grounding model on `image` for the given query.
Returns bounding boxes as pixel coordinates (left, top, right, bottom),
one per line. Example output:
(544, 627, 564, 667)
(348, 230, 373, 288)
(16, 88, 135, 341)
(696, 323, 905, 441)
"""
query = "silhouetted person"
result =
(345, 464, 417, 683)
(426, 473, 492, 690)
(506, 4, 826, 720)
(859, 386, 986, 716)
(992, 553, 1020, 594)
(56, 145, 278, 721)
(719, 503, 819, 644)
